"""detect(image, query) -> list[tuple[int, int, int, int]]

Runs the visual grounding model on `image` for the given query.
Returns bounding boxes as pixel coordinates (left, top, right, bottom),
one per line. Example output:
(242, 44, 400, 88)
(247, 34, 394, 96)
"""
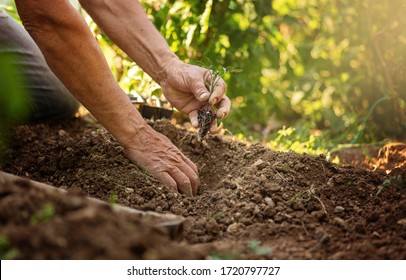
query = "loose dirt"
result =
(1, 117, 405, 259)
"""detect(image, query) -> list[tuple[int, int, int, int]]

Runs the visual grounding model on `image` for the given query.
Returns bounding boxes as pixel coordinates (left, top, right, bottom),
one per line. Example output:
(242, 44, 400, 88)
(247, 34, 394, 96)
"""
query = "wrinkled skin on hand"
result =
(13, 0, 225, 197)
(160, 59, 231, 133)
(123, 124, 199, 197)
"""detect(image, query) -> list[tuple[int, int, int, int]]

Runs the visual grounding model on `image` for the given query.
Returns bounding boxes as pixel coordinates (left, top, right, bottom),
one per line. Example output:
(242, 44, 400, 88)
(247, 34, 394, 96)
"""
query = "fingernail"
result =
(191, 117, 198, 127)
(200, 92, 209, 101)
(211, 98, 218, 105)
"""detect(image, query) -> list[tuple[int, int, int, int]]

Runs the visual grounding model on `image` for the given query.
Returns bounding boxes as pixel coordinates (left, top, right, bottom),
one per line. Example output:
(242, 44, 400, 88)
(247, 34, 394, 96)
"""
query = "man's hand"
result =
(16, 0, 200, 196)
(123, 124, 199, 197)
(160, 59, 231, 132)
(79, 0, 230, 133)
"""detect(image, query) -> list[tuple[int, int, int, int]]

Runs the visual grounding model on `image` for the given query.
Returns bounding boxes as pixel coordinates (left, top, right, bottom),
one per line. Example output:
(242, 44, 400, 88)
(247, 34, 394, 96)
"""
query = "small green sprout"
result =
(30, 203, 55, 225)
(196, 59, 241, 141)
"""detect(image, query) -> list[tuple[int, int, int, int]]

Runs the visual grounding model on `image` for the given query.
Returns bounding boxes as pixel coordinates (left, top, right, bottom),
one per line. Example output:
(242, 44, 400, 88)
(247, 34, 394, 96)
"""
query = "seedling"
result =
(289, 186, 328, 215)
(30, 203, 55, 225)
(197, 60, 241, 141)
(109, 192, 118, 205)
(377, 175, 405, 195)
(208, 211, 224, 221)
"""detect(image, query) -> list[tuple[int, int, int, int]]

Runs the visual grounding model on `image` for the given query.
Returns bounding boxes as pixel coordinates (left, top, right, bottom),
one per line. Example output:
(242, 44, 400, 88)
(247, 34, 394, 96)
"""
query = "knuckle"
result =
(189, 171, 198, 182)
(180, 177, 191, 187)
(167, 180, 177, 191)
(192, 174, 200, 186)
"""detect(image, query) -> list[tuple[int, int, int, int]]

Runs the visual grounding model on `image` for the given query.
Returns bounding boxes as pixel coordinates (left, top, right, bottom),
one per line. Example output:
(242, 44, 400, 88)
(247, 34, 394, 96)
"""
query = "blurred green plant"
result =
(268, 125, 329, 155)
(93, 0, 406, 149)
(30, 203, 55, 225)
(0, 50, 29, 158)
(4, 0, 406, 156)
(0, 235, 18, 260)
(0, 53, 28, 121)
(0, 1, 19, 22)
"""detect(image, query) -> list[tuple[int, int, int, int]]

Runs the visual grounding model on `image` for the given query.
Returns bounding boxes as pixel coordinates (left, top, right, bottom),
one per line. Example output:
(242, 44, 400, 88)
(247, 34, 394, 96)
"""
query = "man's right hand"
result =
(160, 59, 230, 132)
(123, 124, 199, 197)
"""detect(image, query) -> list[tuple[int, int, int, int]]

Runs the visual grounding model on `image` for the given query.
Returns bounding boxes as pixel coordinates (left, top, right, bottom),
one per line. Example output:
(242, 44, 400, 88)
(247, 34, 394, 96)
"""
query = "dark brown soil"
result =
(1, 117, 405, 259)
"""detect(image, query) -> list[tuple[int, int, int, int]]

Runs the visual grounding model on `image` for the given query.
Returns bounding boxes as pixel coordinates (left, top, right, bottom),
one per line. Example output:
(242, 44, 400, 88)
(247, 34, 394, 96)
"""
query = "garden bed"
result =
(1, 117, 405, 259)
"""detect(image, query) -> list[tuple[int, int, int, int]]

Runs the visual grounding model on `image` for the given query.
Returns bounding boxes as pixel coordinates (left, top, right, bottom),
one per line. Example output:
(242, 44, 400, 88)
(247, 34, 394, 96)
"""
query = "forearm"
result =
(79, 0, 178, 84)
(15, 0, 147, 147)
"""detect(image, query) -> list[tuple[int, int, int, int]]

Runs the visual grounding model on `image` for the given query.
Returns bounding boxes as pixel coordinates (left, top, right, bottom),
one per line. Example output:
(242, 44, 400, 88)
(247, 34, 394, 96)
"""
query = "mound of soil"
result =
(332, 143, 406, 174)
(0, 172, 200, 259)
(1, 117, 405, 259)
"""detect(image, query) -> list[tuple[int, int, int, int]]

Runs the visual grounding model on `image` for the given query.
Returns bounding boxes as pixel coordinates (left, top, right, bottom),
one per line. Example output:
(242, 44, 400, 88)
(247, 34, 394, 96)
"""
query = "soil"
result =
(1, 117, 405, 260)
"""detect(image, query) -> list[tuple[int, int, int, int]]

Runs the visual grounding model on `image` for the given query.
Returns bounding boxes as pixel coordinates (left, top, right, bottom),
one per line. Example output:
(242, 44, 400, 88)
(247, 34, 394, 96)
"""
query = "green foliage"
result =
(197, 58, 241, 98)
(0, 2, 19, 22)
(1, 1, 29, 140)
(30, 203, 55, 225)
(0, 235, 18, 260)
(268, 125, 329, 155)
(0, 53, 29, 122)
(110, 0, 406, 147)
(0, 51, 30, 158)
(4, 1, 406, 153)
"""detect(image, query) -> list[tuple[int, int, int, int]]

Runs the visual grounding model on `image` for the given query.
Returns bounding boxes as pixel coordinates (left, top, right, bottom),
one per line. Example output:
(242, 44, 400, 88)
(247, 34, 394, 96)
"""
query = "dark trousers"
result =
(0, 8, 79, 123)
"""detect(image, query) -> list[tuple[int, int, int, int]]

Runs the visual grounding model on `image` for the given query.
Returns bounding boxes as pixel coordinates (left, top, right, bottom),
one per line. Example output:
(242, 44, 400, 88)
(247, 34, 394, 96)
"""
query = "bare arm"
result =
(15, 0, 199, 196)
(79, 0, 230, 127)
(79, 0, 175, 84)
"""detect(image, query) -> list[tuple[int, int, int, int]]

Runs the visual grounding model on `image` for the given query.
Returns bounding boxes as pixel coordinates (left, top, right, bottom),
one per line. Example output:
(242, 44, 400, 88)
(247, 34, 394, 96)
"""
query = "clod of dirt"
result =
(0, 172, 202, 260)
(197, 108, 216, 141)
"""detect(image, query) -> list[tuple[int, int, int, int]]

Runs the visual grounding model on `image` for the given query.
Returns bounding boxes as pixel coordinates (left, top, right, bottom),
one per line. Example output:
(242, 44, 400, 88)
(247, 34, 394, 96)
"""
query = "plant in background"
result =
(0, 51, 29, 160)
(268, 125, 329, 156)
(6, 1, 406, 147)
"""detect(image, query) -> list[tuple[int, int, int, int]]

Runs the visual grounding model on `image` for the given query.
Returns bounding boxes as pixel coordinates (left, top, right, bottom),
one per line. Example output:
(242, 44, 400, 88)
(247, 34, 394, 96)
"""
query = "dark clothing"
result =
(0, 8, 79, 122)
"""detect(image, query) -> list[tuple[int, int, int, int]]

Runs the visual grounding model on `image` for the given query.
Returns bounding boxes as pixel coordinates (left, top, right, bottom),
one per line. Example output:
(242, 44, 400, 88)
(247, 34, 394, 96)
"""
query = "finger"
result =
(210, 121, 223, 134)
(191, 69, 211, 102)
(188, 110, 199, 128)
(177, 160, 200, 196)
(169, 168, 193, 197)
(208, 78, 227, 105)
(153, 171, 177, 192)
(215, 96, 231, 119)
(181, 153, 199, 174)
